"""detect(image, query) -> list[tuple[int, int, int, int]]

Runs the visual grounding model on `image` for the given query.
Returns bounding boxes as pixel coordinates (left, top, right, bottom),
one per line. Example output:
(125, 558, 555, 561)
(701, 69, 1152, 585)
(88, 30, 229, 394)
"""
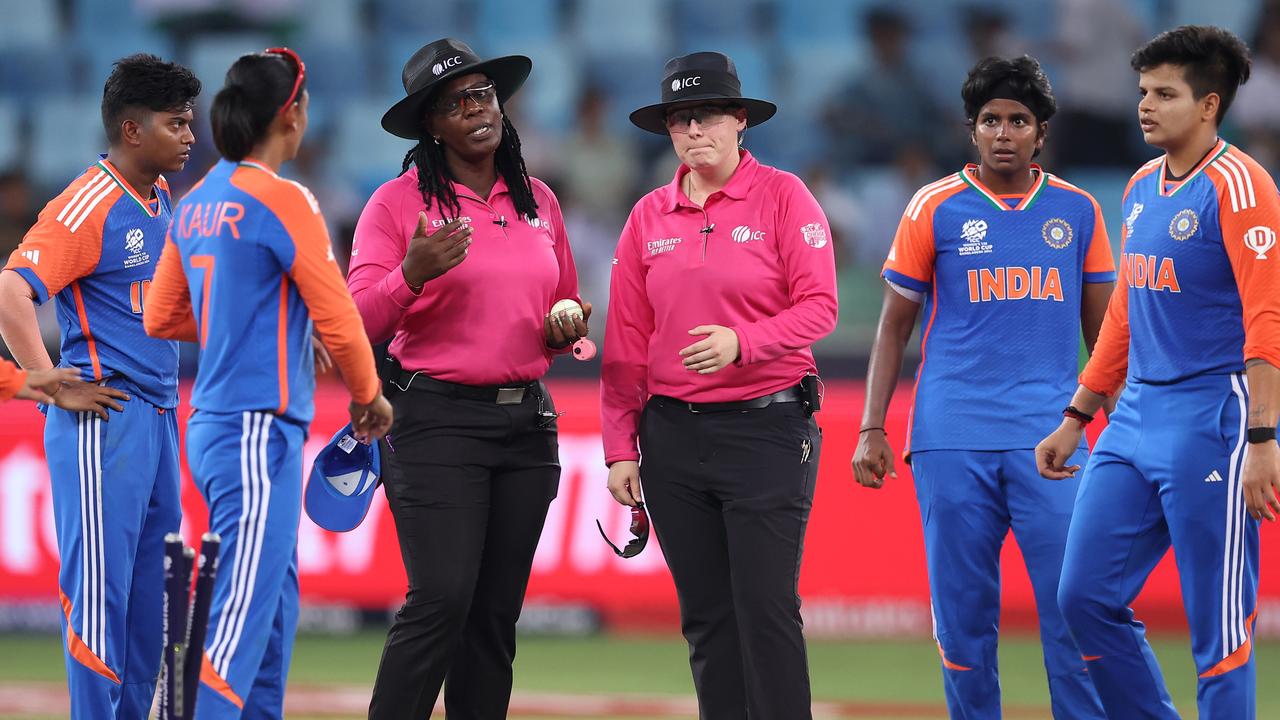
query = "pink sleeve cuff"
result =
(383, 266, 421, 309)
(731, 325, 752, 366)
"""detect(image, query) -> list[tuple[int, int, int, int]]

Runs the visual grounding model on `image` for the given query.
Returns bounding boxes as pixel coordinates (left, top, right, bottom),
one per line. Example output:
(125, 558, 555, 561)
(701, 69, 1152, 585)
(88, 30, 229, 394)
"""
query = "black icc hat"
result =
(381, 38, 532, 140)
(629, 51, 777, 135)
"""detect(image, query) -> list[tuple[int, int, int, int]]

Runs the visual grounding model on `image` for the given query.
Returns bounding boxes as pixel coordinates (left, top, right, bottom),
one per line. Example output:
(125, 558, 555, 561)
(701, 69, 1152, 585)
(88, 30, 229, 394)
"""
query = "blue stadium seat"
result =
(328, 100, 417, 201)
(30, 96, 105, 191)
(186, 34, 275, 101)
(775, 0, 877, 52)
(372, 0, 469, 40)
(571, 0, 670, 57)
(583, 51, 669, 135)
(0, 46, 76, 101)
(0, 100, 20, 171)
(677, 0, 761, 46)
(81, 32, 177, 94)
(475, 0, 558, 49)
(0, 0, 59, 48)
(511, 43, 581, 133)
(300, 42, 372, 106)
(71, 0, 143, 43)
(296, 0, 365, 45)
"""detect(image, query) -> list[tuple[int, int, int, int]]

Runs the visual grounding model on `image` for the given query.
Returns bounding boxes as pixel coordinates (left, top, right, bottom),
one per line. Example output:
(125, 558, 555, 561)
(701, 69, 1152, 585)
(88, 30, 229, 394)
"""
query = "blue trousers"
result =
(46, 390, 181, 719)
(187, 411, 304, 720)
(1058, 373, 1260, 719)
(911, 449, 1104, 720)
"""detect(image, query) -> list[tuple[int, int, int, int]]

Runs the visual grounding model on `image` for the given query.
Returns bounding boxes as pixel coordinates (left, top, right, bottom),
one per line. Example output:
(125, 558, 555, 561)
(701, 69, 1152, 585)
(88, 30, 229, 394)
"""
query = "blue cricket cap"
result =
(304, 423, 381, 532)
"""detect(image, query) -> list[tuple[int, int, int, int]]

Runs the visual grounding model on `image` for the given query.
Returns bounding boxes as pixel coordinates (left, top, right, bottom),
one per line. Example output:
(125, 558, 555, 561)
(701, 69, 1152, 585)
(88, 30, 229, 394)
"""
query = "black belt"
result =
(393, 372, 538, 405)
(658, 385, 803, 414)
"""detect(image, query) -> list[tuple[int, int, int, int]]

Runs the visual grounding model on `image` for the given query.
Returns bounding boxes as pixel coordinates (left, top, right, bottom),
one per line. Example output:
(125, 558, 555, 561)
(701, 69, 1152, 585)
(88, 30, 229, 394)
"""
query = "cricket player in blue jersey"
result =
(1040, 26, 1280, 719)
(854, 56, 1111, 718)
(0, 54, 199, 719)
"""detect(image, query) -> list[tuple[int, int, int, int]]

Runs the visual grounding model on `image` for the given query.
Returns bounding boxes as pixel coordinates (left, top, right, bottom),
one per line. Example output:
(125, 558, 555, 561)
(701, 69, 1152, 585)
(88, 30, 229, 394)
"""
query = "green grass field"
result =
(1, 631, 1274, 719)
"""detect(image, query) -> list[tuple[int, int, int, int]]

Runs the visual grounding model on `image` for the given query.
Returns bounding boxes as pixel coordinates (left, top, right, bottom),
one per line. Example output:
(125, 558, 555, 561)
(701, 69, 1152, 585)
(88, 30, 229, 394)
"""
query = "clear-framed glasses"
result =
(263, 47, 306, 117)
(433, 82, 497, 117)
(665, 104, 738, 134)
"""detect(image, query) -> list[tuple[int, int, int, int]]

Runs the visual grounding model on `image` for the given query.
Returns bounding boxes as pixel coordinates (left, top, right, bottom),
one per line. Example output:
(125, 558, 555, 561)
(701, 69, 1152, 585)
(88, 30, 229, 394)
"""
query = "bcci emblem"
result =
(1169, 209, 1199, 241)
(1042, 218, 1073, 249)
(1244, 225, 1277, 260)
(125, 228, 144, 254)
(800, 222, 828, 249)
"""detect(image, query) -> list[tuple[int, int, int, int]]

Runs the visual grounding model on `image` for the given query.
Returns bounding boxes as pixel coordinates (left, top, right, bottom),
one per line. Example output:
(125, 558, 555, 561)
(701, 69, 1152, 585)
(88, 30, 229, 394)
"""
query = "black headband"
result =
(973, 78, 1046, 121)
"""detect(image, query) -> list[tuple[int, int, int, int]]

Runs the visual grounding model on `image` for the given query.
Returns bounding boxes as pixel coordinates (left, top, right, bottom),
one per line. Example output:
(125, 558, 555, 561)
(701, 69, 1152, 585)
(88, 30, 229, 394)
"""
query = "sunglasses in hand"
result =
(596, 502, 650, 558)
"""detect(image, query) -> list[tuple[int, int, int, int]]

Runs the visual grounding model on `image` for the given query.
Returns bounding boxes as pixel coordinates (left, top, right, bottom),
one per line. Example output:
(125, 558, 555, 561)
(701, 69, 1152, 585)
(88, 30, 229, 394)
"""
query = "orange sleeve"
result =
(2, 170, 113, 303)
(266, 180, 380, 405)
(1083, 194, 1116, 278)
(1213, 152, 1280, 369)
(142, 232, 198, 343)
(0, 359, 26, 402)
(1080, 231, 1130, 395)
(881, 184, 945, 293)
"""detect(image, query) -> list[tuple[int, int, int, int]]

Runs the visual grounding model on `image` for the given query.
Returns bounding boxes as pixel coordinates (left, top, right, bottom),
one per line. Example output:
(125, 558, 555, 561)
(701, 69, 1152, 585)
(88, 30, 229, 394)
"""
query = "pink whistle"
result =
(572, 338, 597, 361)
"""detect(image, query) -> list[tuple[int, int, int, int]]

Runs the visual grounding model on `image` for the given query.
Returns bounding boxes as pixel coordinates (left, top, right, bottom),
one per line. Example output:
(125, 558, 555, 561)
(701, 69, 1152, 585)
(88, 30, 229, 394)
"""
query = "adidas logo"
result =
(21, 250, 39, 266)
(1205, 470, 1225, 483)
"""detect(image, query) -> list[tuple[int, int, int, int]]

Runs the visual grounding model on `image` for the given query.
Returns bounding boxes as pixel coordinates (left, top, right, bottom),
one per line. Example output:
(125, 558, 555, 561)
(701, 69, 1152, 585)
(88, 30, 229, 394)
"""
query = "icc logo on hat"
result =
(304, 424, 382, 532)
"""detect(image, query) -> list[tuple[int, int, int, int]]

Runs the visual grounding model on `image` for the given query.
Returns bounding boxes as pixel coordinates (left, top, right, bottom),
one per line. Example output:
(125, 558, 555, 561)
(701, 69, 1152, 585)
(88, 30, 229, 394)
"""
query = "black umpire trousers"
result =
(368, 377, 559, 720)
(639, 395, 821, 720)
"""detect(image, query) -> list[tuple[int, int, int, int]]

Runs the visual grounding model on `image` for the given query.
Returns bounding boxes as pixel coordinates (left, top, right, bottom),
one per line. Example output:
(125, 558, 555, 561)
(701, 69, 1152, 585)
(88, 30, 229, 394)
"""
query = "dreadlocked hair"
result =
(399, 108, 539, 221)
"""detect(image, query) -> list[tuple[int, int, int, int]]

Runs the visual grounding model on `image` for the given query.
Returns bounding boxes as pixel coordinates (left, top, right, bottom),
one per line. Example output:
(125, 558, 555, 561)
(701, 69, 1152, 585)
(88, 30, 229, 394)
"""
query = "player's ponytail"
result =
(210, 53, 303, 162)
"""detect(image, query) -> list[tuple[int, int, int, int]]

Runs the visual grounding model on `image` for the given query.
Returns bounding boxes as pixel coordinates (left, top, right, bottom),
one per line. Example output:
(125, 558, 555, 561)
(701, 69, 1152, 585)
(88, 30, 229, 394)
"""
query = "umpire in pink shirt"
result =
(601, 52, 838, 719)
(346, 38, 588, 720)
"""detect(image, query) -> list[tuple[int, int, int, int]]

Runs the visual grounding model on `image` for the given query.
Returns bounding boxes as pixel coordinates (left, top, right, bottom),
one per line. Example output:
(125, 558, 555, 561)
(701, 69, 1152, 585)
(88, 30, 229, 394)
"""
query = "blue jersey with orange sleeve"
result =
(3, 158, 179, 407)
(1081, 140, 1280, 395)
(144, 159, 379, 426)
(883, 165, 1116, 453)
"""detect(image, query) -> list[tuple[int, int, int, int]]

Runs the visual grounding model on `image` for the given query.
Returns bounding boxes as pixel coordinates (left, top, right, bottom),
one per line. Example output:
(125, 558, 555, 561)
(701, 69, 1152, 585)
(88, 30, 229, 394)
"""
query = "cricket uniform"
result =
(883, 164, 1114, 719)
(1061, 139, 1280, 719)
(145, 158, 379, 719)
(348, 168, 579, 720)
(601, 150, 838, 719)
(3, 157, 181, 719)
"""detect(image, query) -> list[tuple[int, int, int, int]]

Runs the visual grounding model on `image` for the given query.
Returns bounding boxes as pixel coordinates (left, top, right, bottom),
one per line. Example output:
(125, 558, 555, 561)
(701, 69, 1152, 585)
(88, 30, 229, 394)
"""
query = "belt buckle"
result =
(496, 387, 525, 405)
(686, 402, 702, 414)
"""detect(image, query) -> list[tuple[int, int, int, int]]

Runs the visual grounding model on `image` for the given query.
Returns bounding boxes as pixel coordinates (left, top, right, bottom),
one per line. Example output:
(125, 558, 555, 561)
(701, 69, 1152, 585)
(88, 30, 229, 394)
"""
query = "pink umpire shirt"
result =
(347, 169, 581, 385)
(601, 151, 839, 464)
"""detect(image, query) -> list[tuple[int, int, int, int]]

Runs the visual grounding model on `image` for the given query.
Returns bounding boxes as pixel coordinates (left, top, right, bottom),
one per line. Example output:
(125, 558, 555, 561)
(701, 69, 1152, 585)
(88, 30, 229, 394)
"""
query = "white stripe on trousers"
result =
(76, 412, 106, 658)
(1223, 373, 1249, 658)
(208, 412, 274, 677)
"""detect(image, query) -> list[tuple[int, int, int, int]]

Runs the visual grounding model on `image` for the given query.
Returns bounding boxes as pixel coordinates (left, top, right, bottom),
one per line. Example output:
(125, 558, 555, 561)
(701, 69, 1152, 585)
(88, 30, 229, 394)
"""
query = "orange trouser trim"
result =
(1200, 610, 1258, 678)
(937, 641, 972, 671)
(58, 589, 120, 684)
(201, 651, 245, 709)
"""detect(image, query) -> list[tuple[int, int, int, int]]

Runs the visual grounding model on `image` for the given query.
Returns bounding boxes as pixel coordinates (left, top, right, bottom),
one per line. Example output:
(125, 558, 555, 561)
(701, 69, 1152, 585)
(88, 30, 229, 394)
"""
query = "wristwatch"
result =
(1247, 426, 1277, 444)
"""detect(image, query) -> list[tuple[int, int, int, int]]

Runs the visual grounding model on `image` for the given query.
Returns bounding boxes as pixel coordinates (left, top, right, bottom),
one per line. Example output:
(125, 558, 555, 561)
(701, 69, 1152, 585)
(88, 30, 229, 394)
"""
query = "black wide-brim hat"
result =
(629, 51, 777, 135)
(381, 38, 532, 140)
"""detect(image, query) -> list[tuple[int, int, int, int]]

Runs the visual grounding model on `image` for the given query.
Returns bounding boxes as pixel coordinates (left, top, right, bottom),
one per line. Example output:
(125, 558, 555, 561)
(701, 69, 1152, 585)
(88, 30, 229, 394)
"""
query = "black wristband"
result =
(1063, 405, 1095, 426)
(1247, 426, 1277, 444)
(859, 426, 885, 434)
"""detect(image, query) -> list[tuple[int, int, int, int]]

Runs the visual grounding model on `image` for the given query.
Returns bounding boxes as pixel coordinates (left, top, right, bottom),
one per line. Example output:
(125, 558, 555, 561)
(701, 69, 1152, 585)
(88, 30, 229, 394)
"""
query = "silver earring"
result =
(433, 137, 441, 145)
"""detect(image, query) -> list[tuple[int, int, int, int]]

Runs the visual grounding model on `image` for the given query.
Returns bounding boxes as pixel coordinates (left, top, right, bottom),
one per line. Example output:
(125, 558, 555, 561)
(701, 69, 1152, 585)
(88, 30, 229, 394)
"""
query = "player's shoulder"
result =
(1206, 143, 1278, 211)
(232, 161, 322, 221)
(903, 172, 967, 222)
(1123, 156, 1164, 199)
(1042, 173, 1102, 213)
(36, 164, 123, 236)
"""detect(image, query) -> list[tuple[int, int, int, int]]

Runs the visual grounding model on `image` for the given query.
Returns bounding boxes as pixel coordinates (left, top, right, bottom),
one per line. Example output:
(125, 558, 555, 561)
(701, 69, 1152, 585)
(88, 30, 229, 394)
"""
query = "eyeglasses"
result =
(264, 47, 306, 117)
(665, 105, 738, 134)
(433, 82, 497, 117)
(596, 502, 649, 559)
